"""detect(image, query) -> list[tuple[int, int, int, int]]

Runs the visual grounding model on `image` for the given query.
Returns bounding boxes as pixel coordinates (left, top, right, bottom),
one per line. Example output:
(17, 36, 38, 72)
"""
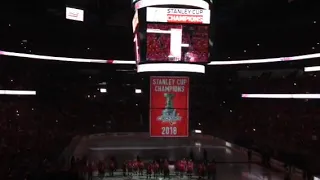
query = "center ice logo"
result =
(157, 93, 181, 125)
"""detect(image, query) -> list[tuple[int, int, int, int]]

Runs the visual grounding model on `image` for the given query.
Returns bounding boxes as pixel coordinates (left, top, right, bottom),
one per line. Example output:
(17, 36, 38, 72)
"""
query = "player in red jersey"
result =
(98, 160, 105, 180)
(175, 160, 180, 176)
(180, 159, 187, 178)
(133, 160, 138, 175)
(127, 160, 133, 176)
(138, 160, 144, 176)
(207, 159, 216, 180)
(159, 159, 163, 175)
(187, 159, 194, 178)
(147, 162, 153, 179)
(198, 163, 206, 179)
(153, 161, 160, 178)
(108, 159, 115, 177)
(163, 159, 170, 179)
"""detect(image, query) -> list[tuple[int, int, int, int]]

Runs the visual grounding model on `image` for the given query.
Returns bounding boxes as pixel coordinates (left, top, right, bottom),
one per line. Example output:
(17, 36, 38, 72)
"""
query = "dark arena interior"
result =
(0, 0, 320, 180)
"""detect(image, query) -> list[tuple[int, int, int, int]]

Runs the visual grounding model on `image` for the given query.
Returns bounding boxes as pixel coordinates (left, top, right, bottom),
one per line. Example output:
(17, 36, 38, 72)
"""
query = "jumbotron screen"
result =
(146, 24, 209, 63)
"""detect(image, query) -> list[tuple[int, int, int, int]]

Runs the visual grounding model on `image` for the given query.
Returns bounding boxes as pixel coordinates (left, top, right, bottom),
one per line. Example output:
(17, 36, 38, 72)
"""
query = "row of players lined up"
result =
(122, 158, 217, 179)
(71, 157, 217, 180)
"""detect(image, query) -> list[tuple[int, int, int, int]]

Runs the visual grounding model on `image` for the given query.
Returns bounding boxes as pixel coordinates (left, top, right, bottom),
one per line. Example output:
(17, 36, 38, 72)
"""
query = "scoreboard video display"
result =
(132, 4, 211, 73)
(131, 0, 212, 137)
(145, 7, 210, 63)
(146, 23, 209, 63)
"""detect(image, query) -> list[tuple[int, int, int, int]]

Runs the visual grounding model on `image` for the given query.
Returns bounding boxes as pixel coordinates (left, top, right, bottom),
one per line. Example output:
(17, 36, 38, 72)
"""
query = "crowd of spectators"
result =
(0, 59, 145, 179)
(204, 69, 320, 173)
(0, 98, 75, 179)
(0, 98, 144, 179)
(239, 70, 320, 94)
(1, 56, 320, 178)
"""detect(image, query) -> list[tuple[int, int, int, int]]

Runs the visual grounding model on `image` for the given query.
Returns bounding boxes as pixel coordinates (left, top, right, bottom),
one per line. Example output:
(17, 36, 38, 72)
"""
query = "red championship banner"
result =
(149, 76, 189, 137)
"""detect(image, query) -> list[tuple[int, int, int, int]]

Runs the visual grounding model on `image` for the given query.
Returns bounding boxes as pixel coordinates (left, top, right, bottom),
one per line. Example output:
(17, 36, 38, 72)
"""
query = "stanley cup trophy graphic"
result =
(157, 93, 181, 124)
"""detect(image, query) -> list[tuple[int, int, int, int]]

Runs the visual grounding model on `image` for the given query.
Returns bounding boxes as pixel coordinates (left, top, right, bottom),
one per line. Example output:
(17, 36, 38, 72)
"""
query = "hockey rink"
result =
(85, 145, 302, 180)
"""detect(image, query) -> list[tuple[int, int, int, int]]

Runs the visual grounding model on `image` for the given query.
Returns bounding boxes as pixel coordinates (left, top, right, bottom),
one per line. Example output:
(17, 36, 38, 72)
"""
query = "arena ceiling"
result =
(0, 0, 319, 89)
(0, 0, 319, 61)
(3, 0, 315, 26)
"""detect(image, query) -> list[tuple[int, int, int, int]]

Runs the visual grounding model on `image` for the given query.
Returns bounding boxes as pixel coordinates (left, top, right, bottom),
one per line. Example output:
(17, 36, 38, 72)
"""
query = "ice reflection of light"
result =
(242, 172, 269, 180)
